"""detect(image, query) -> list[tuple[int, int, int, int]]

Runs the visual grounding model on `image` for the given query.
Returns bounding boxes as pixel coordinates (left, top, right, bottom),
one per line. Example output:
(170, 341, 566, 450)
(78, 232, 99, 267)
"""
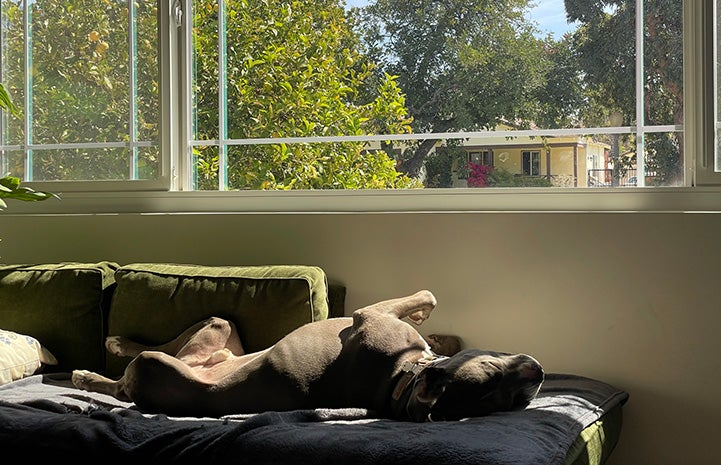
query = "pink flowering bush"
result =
(467, 163, 493, 187)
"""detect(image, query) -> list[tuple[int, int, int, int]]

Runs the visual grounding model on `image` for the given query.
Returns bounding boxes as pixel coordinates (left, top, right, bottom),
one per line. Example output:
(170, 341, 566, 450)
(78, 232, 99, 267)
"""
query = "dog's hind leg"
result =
(105, 317, 244, 365)
(356, 290, 437, 324)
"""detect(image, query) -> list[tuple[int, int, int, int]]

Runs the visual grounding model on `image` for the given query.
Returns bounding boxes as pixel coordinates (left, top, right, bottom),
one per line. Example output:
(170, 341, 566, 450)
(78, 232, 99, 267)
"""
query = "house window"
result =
(1, 0, 720, 197)
(469, 150, 493, 167)
(522, 151, 541, 176)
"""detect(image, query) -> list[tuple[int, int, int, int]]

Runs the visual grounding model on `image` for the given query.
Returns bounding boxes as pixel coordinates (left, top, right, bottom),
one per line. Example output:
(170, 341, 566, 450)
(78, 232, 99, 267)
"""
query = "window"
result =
(0, 0, 164, 189)
(522, 151, 541, 177)
(1, 0, 720, 204)
(469, 150, 493, 167)
(182, 0, 686, 190)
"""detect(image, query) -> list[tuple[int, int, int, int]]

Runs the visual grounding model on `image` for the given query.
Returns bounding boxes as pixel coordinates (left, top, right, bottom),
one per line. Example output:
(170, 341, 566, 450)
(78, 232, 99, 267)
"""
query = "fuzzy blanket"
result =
(0, 372, 628, 464)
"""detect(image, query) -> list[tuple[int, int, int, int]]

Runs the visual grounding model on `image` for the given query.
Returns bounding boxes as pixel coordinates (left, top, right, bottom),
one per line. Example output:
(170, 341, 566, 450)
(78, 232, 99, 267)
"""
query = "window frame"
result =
(0, 0, 175, 192)
(4, 0, 721, 214)
(689, 0, 721, 186)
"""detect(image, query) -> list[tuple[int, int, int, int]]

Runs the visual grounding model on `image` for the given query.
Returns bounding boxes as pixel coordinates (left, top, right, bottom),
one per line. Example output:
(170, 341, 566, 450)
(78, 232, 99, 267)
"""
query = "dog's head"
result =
(405, 349, 544, 422)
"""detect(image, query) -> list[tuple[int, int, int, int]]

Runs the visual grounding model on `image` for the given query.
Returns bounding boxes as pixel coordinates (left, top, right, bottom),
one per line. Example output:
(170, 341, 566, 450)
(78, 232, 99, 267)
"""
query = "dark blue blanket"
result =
(0, 372, 628, 464)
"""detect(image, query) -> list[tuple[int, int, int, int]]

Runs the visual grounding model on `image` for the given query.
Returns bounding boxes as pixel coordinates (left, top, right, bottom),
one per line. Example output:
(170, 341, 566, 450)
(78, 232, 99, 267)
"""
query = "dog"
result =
(72, 290, 544, 421)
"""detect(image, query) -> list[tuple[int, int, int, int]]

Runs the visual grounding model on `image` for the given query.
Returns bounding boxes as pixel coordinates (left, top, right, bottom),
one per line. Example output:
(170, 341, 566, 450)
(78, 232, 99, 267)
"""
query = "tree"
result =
(565, 0, 684, 185)
(354, 0, 549, 178)
(192, 0, 421, 189)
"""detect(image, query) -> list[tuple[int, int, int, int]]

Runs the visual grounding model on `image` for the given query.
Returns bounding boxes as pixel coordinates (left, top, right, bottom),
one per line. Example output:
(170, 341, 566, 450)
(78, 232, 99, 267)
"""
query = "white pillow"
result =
(0, 329, 58, 385)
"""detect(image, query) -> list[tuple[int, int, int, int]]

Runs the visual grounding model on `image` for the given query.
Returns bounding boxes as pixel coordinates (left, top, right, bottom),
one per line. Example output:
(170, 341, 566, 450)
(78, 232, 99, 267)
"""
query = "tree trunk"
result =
(397, 138, 439, 179)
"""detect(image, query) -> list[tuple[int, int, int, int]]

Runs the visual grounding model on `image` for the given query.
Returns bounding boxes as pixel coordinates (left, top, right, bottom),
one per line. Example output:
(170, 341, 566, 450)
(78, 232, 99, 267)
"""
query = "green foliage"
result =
(191, 0, 419, 190)
(0, 84, 20, 118)
(565, 0, 683, 185)
(424, 144, 466, 188)
(356, 0, 549, 177)
(0, 175, 57, 210)
(486, 167, 553, 188)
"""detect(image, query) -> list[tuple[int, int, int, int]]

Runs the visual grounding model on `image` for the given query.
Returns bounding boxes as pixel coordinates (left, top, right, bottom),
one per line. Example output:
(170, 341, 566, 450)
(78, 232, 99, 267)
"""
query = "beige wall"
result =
(1, 211, 719, 464)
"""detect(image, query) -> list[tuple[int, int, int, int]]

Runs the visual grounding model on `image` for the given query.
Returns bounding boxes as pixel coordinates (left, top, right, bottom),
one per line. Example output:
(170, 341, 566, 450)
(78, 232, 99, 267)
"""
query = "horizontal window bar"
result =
(188, 125, 683, 147)
(1, 141, 156, 151)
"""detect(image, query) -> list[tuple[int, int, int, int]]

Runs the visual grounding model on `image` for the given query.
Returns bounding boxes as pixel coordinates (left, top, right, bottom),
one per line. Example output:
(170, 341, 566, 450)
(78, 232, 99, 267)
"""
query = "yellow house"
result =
(450, 133, 609, 188)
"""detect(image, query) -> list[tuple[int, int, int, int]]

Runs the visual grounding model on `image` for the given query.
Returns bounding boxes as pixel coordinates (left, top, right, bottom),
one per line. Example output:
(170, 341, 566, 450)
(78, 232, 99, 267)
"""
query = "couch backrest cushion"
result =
(0, 262, 118, 373)
(105, 263, 330, 377)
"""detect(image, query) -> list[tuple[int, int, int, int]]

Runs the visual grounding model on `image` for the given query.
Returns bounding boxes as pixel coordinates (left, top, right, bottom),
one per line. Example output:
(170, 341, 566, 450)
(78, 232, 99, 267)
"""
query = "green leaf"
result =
(0, 176, 59, 210)
(0, 83, 20, 119)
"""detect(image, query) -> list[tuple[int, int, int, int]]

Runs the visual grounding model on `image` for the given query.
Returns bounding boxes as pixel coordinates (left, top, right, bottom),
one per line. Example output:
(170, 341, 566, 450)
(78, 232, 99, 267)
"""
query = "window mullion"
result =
(217, 0, 228, 191)
(23, 0, 32, 181)
(128, 0, 139, 180)
(635, 0, 646, 187)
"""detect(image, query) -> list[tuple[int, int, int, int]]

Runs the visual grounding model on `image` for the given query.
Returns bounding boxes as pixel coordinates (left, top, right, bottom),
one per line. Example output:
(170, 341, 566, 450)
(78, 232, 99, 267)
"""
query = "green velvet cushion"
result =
(0, 262, 118, 373)
(105, 263, 330, 377)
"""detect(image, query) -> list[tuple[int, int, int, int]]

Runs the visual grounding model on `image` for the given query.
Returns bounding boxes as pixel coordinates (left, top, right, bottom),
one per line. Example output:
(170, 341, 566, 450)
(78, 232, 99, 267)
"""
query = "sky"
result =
(526, 0, 576, 38)
(344, 0, 576, 39)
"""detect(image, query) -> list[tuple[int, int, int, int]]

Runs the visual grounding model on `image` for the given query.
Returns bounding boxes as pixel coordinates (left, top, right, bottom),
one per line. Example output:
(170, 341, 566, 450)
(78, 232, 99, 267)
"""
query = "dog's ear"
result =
(413, 367, 448, 405)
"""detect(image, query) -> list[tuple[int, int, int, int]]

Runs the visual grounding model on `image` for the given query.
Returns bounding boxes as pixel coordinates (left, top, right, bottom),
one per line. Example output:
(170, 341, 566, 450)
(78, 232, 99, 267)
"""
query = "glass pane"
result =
(0, 0, 159, 182)
(190, 0, 683, 190)
(32, 147, 130, 181)
(644, 132, 684, 186)
(30, 0, 130, 144)
(0, 1, 24, 145)
(136, 0, 160, 144)
(137, 145, 160, 180)
(193, 144, 220, 190)
(0, 149, 24, 178)
(226, 142, 422, 190)
(192, 0, 220, 141)
(643, 1, 683, 185)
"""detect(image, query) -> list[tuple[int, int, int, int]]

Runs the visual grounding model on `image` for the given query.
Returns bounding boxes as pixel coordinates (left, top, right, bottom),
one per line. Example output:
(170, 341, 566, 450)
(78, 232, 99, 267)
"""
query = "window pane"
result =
(33, 147, 130, 181)
(0, 1, 24, 146)
(643, 1, 684, 185)
(0, 0, 159, 182)
(192, 0, 220, 141)
(189, 0, 683, 190)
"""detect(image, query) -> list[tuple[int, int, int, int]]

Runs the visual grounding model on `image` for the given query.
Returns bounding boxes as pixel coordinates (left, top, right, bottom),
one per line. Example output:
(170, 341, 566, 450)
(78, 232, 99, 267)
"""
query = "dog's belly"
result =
(202, 318, 354, 411)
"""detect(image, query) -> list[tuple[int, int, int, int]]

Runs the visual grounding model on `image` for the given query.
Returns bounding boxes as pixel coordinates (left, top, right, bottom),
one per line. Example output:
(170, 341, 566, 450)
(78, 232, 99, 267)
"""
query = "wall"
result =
(1, 211, 719, 464)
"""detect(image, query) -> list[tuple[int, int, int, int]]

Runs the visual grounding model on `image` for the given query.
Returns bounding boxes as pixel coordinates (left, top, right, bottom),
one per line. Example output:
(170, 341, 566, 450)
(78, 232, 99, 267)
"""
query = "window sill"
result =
(4, 187, 721, 215)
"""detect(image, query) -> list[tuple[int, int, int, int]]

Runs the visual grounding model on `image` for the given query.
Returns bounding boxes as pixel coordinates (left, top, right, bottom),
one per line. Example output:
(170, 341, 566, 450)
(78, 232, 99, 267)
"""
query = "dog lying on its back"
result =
(72, 290, 544, 421)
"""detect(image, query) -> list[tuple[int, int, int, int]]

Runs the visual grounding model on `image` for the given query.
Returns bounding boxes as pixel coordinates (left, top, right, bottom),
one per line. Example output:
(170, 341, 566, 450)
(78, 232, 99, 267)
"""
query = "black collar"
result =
(390, 353, 447, 419)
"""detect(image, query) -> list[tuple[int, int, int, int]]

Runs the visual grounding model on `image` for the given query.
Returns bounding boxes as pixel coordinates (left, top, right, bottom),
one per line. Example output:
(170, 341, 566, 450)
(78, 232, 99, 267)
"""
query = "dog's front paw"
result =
(71, 369, 93, 390)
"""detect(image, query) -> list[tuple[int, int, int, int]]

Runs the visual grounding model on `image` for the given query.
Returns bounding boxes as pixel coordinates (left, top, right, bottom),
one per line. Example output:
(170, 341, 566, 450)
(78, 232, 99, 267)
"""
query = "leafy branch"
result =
(0, 175, 58, 211)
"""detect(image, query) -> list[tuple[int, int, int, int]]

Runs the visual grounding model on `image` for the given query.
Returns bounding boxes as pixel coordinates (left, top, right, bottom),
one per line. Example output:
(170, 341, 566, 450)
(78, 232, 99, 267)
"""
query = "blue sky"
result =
(345, 0, 575, 39)
(526, 0, 576, 38)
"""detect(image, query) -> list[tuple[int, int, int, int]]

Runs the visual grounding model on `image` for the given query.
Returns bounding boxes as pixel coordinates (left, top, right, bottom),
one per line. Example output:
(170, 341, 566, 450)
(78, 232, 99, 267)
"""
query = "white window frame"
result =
(4, 0, 721, 214)
(689, 0, 721, 186)
(0, 0, 176, 193)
